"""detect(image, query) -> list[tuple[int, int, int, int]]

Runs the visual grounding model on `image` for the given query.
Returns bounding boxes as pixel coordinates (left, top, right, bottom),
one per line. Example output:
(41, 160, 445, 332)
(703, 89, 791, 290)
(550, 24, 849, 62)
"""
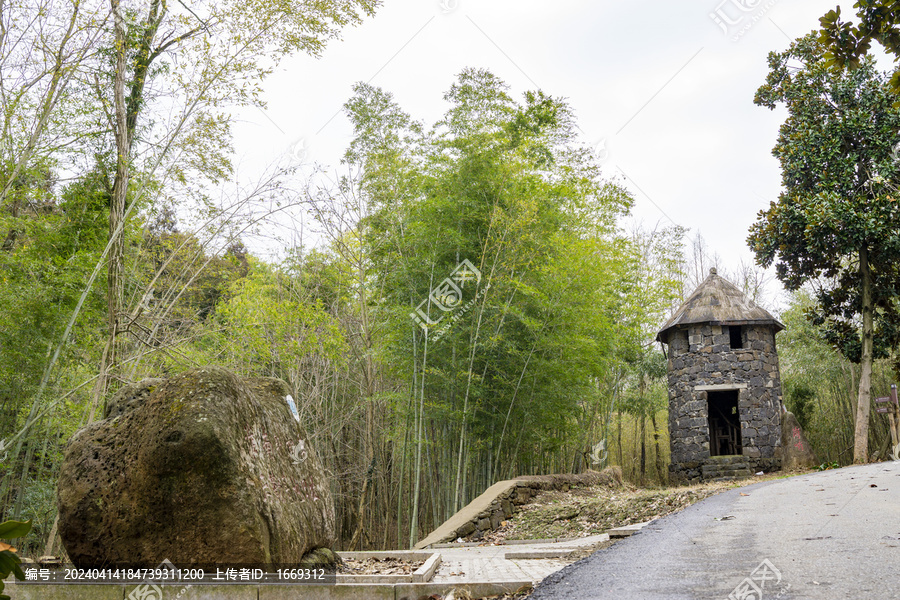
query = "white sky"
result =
(231, 0, 854, 311)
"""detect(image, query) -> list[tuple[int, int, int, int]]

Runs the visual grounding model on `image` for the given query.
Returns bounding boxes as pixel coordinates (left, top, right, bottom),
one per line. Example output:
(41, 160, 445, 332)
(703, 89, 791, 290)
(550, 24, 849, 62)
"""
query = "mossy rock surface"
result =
(58, 367, 335, 568)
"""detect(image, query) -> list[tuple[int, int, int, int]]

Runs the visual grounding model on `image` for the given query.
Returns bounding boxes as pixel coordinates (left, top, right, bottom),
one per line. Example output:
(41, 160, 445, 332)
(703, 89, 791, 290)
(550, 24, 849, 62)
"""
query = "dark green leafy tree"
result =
(819, 2, 900, 92)
(748, 34, 900, 463)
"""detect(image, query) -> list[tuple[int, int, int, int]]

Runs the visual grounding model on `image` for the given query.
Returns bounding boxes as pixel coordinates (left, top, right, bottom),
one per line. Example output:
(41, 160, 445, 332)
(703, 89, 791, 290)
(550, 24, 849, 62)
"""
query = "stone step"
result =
(705, 470, 753, 482)
(722, 469, 753, 477)
(701, 464, 750, 475)
(705, 455, 748, 465)
(607, 520, 655, 538)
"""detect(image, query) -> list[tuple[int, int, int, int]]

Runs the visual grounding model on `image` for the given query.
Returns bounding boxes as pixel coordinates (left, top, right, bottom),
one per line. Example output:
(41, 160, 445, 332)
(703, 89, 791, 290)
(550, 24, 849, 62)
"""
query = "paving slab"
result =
(503, 549, 579, 560)
(156, 584, 258, 600)
(607, 520, 655, 538)
(6, 584, 125, 600)
(394, 580, 534, 599)
(258, 583, 394, 599)
(431, 533, 610, 588)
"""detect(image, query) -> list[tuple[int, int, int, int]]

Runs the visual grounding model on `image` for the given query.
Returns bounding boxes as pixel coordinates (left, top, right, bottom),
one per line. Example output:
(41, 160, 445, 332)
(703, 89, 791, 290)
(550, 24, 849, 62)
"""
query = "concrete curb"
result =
(8, 580, 534, 600)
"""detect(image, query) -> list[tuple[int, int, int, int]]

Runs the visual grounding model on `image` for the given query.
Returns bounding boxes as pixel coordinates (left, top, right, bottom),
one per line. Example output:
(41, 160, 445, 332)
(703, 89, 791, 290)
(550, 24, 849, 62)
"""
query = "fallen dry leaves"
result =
(471, 475, 789, 544)
(339, 557, 423, 575)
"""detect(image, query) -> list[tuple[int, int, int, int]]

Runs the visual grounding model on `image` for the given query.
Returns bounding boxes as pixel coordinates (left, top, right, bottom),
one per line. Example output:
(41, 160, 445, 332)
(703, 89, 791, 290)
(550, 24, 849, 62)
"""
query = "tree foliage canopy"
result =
(750, 34, 900, 364)
(819, 1, 900, 93)
(749, 33, 900, 461)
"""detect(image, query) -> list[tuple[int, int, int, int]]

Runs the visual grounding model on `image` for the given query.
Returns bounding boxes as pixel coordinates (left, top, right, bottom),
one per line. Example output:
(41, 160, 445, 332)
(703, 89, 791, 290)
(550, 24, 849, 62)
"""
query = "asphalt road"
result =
(530, 461, 900, 600)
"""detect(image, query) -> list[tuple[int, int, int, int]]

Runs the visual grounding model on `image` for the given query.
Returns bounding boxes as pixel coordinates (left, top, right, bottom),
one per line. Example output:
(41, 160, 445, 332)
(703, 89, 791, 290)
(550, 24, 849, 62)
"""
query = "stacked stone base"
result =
(453, 472, 618, 541)
(415, 469, 624, 549)
(670, 455, 781, 484)
(701, 456, 751, 481)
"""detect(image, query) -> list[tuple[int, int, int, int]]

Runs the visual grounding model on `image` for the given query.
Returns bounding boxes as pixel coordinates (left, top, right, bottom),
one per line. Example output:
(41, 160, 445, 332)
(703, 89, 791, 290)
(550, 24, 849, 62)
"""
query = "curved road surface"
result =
(530, 462, 900, 599)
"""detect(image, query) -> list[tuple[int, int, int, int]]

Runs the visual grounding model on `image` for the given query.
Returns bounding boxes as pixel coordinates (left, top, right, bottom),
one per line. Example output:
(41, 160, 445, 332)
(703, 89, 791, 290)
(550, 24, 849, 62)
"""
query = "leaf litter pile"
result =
(473, 477, 778, 544)
(339, 557, 424, 575)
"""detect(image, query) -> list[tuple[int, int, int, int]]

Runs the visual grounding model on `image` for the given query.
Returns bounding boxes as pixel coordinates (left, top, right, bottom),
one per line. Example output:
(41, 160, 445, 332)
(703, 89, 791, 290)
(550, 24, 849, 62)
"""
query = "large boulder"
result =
(57, 366, 335, 568)
(781, 410, 818, 470)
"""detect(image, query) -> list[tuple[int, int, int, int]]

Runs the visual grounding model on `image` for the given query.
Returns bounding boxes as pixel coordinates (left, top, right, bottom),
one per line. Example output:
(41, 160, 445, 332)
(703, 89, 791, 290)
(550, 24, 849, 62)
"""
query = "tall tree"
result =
(819, 2, 900, 92)
(0, 0, 107, 207)
(96, 0, 380, 395)
(748, 34, 900, 463)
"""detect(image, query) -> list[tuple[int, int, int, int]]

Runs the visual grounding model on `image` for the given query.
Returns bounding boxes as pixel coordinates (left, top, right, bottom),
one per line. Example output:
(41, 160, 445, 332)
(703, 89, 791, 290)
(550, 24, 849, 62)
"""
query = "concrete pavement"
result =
(431, 534, 610, 587)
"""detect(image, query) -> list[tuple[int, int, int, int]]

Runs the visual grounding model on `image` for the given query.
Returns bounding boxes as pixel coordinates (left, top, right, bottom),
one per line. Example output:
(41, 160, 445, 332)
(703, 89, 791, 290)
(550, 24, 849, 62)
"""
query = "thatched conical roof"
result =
(656, 268, 783, 344)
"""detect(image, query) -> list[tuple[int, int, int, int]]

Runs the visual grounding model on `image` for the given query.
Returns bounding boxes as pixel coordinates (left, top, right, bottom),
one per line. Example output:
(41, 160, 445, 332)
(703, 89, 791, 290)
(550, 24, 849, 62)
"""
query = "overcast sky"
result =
(231, 0, 851, 310)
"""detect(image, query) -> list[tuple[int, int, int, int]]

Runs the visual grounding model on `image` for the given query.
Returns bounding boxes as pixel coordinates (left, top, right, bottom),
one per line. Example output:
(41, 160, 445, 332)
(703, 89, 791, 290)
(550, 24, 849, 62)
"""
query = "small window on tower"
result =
(729, 326, 742, 349)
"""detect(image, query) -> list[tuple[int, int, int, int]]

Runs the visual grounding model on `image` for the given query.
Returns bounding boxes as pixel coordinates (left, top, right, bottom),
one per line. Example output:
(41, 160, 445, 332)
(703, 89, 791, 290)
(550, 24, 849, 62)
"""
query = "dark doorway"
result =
(729, 325, 743, 349)
(708, 390, 742, 456)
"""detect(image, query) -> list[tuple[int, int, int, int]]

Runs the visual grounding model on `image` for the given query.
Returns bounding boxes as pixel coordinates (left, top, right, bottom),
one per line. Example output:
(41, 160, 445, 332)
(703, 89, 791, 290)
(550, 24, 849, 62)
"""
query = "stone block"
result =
(456, 521, 476, 537)
(261, 585, 392, 599)
(58, 368, 336, 568)
(7, 584, 126, 600)
(684, 400, 704, 413)
(167, 585, 259, 600)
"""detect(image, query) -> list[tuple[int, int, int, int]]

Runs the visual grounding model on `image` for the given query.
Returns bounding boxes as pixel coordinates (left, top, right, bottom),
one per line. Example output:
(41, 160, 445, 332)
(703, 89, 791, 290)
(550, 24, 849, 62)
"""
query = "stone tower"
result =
(657, 268, 784, 483)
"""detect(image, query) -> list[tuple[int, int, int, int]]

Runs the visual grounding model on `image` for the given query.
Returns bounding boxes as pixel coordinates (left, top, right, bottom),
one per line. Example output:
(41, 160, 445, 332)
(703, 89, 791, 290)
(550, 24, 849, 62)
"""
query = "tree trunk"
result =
(347, 456, 375, 551)
(409, 332, 428, 549)
(100, 0, 130, 400)
(854, 244, 874, 463)
(617, 410, 623, 467)
(639, 414, 646, 485)
(632, 417, 639, 481)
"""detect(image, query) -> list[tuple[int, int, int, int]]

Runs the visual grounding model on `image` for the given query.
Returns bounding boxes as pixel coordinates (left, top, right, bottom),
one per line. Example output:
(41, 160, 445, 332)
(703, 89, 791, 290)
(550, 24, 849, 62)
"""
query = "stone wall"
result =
(449, 481, 534, 541)
(414, 470, 623, 549)
(667, 323, 783, 483)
